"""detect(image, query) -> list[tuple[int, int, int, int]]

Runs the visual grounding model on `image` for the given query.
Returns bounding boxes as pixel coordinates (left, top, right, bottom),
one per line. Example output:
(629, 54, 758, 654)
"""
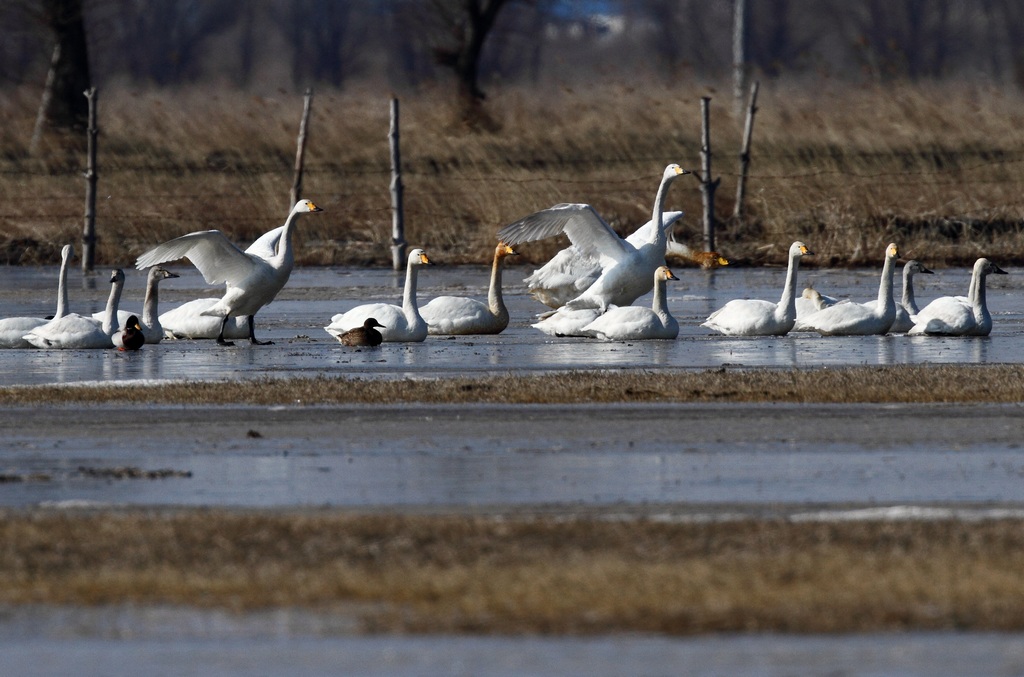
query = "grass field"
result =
(3, 80, 1024, 268)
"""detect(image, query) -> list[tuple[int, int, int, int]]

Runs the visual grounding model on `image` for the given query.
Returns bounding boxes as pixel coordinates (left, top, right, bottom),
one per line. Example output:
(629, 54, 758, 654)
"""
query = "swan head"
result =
(790, 241, 813, 258)
(976, 258, 1008, 276)
(904, 260, 933, 276)
(885, 243, 900, 260)
(802, 287, 823, 302)
(293, 199, 323, 213)
(409, 248, 432, 266)
(61, 244, 74, 262)
(663, 164, 691, 181)
(495, 241, 518, 259)
(109, 269, 125, 285)
(656, 266, 679, 282)
(148, 265, 180, 282)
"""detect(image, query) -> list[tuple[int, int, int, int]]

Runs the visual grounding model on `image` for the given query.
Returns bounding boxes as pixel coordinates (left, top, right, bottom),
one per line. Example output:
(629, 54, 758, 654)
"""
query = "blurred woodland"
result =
(3, 1, 1024, 268)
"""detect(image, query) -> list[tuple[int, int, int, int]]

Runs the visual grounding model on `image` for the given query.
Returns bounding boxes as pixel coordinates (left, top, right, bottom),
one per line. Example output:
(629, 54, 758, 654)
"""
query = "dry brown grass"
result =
(1, 364, 1023, 406)
(3, 80, 1024, 267)
(3, 509, 1024, 634)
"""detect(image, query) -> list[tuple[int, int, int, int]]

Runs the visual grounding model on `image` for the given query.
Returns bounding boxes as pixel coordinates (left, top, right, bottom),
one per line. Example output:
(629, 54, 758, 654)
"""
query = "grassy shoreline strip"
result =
(3, 509, 1024, 634)
(2, 364, 1024, 406)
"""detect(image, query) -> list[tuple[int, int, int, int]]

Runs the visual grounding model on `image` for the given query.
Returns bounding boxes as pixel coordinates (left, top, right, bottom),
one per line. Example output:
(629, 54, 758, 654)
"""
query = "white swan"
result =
(0, 244, 74, 348)
(325, 248, 432, 343)
(889, 260, 934, 333)
(583, 266, 680, 341)
(522, 210, 685, 308)
(531, 307, 603, 337)
(498, 164, 689, 311)
(158, 299, 248, 340)
(23, 269, 125, 349)
(701, 241, 812, 336)
(421, 242, 517, 335)
(94, 266, 179, 343)
(134, 198, 323, 345)
(794, 243, 900, 336)
(794, 286, 841, 320)
(908, 258, 1007, 336)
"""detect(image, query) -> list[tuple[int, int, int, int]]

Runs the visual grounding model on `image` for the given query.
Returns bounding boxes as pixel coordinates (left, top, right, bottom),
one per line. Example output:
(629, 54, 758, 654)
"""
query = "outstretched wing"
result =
(497, 203, 632, 264)
(135, 230, 256, 286)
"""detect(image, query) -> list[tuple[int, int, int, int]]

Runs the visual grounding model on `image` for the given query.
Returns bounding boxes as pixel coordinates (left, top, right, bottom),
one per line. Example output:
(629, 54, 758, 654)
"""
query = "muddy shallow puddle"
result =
(0, 262, 1021, 386)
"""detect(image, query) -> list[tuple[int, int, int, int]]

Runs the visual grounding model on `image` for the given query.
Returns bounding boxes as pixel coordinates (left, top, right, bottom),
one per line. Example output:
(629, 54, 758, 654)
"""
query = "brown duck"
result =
(118, 315, 145, 351)
(337, 318, 385, 347)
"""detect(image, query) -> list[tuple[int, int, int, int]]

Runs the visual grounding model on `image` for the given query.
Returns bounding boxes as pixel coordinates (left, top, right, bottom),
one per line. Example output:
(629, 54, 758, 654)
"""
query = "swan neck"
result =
(143, 276, 159, 326)
(54, 253, 70, 320)
(878, 255, 896, 308)
(778, 251, 800, 317)
(969, 267, 988, 313)
(102, 281, 123, 335)
(652, 277, 669, 316)
(403, 260, 420, 316)
(648, 174, 674, 246)
(487, 252, 507, 319)
(275, 208, 303, 261)
(901, 267, 917, 312)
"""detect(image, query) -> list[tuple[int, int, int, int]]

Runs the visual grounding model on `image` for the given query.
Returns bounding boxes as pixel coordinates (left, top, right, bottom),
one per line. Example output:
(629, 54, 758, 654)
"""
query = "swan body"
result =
(325, 249, 432, 343)
(421, 242, 517, 335)
(94, 266, 179, 343)
(531, 307, 603, 337)
(701, 241, 812, 336)
(23, 269, 125, 350)
(0, 244, 74, 348)
(158, 299, 249, 340)
(498, 164, 689, 311)
(908, 258, 1007, 336)
(135, 198, 323, 345)
(523, 211, 685, 308)
(889, 260, 934, 333)
(794, 243, 901, 336)
(336, 318, 385, 347)
(795, 286, 841, 320)
(583, 266, 680, 340)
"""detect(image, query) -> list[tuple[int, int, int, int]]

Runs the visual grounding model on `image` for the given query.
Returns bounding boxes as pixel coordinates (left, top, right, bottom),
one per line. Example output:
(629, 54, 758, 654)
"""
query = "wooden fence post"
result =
(290, 88, 313, 206)
(733, 80, 759, 222)
(699, 96, 720, 253)
(82, 87, 97, 274)
(389, 97, 406, 271)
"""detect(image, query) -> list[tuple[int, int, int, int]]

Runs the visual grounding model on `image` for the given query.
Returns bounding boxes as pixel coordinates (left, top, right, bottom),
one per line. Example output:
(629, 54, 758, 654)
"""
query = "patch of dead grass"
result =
(1, 364, 1023, 406)
(3, 510, 1024, 634)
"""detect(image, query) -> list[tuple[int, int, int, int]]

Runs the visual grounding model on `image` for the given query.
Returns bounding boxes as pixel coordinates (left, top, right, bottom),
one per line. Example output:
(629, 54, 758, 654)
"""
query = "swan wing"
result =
(498, 204, 631, 263)
(702, 299, 785, 336)
(908, 296, 972, 335)
(624, 211, 686, 246)
(245, 225, 284, 260)
(136, 231, 257, 286)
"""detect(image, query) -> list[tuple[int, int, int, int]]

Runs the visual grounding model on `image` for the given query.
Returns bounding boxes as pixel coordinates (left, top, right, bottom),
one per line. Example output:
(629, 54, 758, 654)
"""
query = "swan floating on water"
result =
(23, 269, 125, 350)
(325, 248, 432, 343)
(135, 198, 323, 345)
(794, 243, 900, 336)
(701, 241, 812, 336)
(498, 164, 689, 312)
(908, 258, 1007, 336)
(889, 260, 934, 333)
(583, 266, 680, 341)
(421, 242, 517, 335)
(0, 244, 74, 348)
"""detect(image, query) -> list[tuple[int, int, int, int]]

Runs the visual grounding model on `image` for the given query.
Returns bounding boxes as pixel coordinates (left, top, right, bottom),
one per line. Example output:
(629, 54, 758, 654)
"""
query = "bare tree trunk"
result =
(732, 0, 748, 115)
(291, 89, 313, 206)
(35, 0, 91, 142)
(734, 81, 760, 223)
(82, 87, 97, 274)
(389, 98, 406, 271)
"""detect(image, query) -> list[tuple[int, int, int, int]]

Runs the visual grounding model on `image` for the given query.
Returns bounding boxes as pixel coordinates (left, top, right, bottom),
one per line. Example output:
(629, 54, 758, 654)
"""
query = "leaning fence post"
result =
(389, 97, 406, 271)
(699, 96, 720, 253)
(82, 87, 98, 274)
(733, 80, 759, 222)
(290, 88, 313, 206)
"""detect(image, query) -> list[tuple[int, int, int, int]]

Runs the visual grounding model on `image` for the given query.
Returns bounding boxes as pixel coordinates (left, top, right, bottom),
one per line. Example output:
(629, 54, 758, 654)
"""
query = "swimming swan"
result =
(522, 210, 685, 308)
(23, 269, 125, 349)
(889, 260, 934, 333)
(498, 164, 690, 312)
(701, 241, 812, 336)
(908, 258, 1007, 336)
(0, 243, 73, 348)
(421, 242, 517, 335)
(325, 248, 432, 343)
(583, 266, 680, 340)
(134, 198, 323, 345)
(530, 307, 603, 337)
(794, 243, 900, 336)
(94, 266, 179, 343)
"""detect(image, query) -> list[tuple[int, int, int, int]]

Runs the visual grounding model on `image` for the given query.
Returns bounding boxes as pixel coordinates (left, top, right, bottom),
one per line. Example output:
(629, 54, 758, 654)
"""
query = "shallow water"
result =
(0, 261, 1020, 386)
